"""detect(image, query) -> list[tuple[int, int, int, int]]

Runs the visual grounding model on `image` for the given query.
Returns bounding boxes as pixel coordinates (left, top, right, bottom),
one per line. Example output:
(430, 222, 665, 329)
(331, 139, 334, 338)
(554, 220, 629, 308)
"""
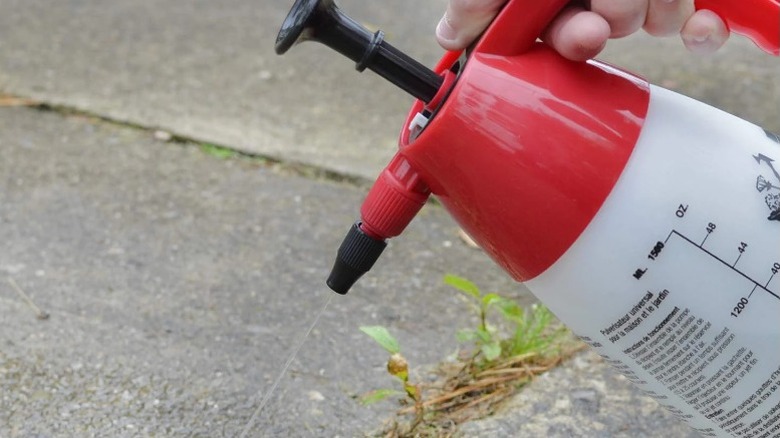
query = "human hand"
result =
(436, 0, 730, 61)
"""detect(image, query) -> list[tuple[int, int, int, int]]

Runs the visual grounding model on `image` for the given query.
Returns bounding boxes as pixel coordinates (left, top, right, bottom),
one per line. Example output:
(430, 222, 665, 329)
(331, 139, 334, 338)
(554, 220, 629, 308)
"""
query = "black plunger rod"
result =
(276, 0, 443, 103)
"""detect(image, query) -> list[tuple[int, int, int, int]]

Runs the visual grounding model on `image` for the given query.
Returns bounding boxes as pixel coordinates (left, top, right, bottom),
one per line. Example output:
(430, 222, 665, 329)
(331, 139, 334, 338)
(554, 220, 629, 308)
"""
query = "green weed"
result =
(199, 142, 237, 159)
(359, 274, 583, 437)
(444, 274, 568, 367)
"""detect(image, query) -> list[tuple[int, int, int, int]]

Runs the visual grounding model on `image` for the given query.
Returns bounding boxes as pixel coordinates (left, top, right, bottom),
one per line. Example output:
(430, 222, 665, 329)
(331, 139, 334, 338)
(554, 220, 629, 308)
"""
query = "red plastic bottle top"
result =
(360, 153, 430, 241)
(399, 47, 650, 281)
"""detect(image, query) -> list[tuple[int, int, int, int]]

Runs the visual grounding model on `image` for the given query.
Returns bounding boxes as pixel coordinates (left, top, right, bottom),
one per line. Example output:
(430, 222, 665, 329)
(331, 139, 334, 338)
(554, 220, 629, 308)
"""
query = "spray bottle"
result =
(275, 0, 780, 435)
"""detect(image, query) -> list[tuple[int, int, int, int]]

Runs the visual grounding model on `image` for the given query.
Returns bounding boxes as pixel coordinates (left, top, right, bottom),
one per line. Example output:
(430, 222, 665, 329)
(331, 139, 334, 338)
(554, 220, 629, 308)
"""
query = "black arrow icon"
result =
(754, 154, 780, 184)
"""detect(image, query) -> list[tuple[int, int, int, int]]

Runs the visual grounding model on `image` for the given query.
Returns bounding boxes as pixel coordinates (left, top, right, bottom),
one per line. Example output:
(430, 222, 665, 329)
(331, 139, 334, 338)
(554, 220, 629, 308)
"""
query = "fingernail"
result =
(683, 29, 711, 45)
(683, 31, 718, 54)
(437, 15, 457, 41)
(692, 33, 710, 43)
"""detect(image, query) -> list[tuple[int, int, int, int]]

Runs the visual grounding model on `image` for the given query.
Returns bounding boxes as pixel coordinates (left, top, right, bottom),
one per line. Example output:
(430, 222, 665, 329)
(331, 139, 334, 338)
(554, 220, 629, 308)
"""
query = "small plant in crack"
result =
(199, 142, 237, 159)
(359, 275, 584, 437)
(358, 326, 425, 433)
(444, 274, 568, 369)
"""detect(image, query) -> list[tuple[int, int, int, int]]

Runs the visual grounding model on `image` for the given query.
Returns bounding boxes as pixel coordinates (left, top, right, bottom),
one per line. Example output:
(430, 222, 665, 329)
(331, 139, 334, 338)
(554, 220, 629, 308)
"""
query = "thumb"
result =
(437, 0, 507, 50)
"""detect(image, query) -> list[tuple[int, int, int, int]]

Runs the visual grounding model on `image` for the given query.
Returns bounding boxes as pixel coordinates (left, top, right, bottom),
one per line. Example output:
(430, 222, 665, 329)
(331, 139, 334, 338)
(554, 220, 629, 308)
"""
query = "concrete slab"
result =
(0, 106, 523, 436)
(459, 350, 701, 437)
(0, 0, 777, 182)
(0, 0, 447, 180)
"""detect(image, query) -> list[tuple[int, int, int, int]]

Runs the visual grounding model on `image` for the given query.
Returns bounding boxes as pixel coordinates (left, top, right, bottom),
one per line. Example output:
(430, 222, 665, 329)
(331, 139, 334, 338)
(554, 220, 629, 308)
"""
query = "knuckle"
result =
(449, 0, 505, 15)
(591, 0, 646, 37)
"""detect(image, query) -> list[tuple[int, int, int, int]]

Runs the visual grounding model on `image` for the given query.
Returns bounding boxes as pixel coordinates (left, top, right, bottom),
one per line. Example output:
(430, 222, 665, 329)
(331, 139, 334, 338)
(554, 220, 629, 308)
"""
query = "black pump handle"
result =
(275, 0, 443, 103)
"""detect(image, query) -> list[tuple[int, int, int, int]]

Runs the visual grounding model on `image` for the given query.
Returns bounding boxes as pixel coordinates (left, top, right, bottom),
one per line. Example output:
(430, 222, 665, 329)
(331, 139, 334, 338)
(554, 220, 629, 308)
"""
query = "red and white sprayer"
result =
(275, 0, 779, 435)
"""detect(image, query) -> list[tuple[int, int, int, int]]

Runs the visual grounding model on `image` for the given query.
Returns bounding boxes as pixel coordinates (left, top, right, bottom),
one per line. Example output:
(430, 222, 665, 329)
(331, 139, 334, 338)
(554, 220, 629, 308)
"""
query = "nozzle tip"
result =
(326, 222, 386, 294)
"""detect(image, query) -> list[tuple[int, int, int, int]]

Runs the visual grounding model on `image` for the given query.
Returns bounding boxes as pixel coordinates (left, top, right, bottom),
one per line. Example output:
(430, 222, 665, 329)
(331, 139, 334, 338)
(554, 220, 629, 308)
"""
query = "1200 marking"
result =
(730, 297, 749, 318)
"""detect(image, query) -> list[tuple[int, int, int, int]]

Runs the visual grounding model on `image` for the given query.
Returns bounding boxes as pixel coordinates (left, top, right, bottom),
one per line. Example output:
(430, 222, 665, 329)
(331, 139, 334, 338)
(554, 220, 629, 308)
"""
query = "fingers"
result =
(436, 0, 505, 50)
(644, 0, 695, 36)
(436, 0, 729, 57)
(589, 0, 648, 38)
(680, 9, 730, 54)
(542, 6, 611, 61)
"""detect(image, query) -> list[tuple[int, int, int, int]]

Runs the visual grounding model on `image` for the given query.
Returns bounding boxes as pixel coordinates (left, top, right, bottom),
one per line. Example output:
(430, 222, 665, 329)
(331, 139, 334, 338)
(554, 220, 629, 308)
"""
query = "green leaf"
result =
(496, 298, 523, 321)
(360, 388, 401, 405)
(481, 341, 502, 361)
(481, 293, 503, 308)
(360, 326, 400, 354)
(505, 304, 562, 357)
(533, 304, 553, 324)
(404, 383, 419, 401)
(456, 329, 477, 342)
(474, 327, 493, 343)
(444, 274, 480, 299)
(199, 143, 236, 159)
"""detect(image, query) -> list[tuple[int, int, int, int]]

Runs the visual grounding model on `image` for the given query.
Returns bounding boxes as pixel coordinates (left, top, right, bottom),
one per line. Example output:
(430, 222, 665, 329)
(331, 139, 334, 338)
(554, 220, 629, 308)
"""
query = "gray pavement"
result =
(0, 106, 519, 436)
(459, 351, 699, 438)
(0, 0, 448, 180)
(0, 0, 778, 437)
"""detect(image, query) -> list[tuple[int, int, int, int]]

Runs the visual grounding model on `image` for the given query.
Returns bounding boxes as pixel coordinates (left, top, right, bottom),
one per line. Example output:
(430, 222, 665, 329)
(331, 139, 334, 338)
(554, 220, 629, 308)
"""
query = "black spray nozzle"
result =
(275, 0, 443, 103)
(327, 222, 386, 295)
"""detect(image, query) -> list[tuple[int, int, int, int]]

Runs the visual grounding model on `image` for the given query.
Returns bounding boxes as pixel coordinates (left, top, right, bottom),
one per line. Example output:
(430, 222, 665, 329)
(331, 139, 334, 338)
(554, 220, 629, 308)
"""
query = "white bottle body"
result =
(526, 86, 780, 437)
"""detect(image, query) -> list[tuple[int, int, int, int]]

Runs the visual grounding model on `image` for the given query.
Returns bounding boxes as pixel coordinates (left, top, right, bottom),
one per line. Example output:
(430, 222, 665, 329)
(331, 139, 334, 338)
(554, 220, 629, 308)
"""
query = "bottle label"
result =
(527, 86, 780, 437)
